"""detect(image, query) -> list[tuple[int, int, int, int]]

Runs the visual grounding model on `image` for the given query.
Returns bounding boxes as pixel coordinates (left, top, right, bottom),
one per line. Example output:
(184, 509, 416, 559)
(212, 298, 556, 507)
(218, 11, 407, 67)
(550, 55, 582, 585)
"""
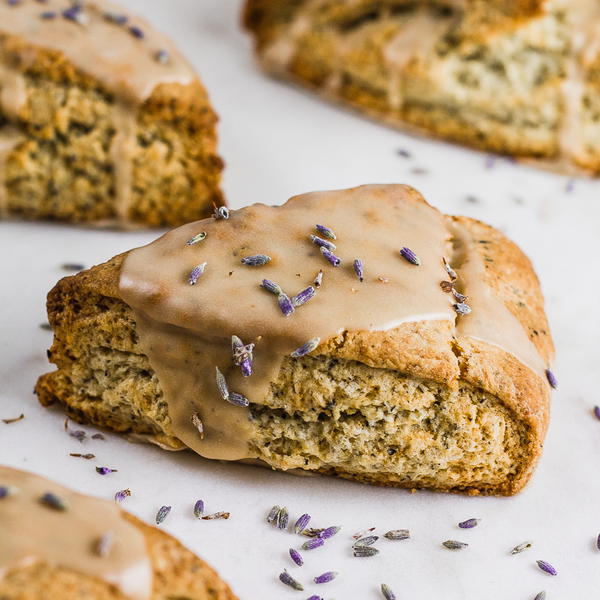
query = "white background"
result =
(2, 1, 600, 598)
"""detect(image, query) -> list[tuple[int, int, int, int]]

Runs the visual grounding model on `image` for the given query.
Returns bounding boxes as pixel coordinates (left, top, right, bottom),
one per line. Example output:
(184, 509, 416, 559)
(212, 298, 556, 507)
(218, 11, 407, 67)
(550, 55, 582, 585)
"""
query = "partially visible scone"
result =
(36, 184, 554, 496)
(0, 0, 224, 228)
(243, 0, 600, 174)
(0, 466, 237, 600)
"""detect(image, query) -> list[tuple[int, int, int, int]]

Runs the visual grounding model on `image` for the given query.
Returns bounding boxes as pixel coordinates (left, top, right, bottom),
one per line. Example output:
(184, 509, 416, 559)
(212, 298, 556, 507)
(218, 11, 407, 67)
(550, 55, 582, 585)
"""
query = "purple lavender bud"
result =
(155, 49, 170, 64)
(94, 532, 114, 557)
(91, 433, 105, 441)
(215, 367, 229, 400)
(114, 489, 131, 503)
(103, 11, 128, 24)
(458, 518, 480, 529)
(40, 10, 56, 19)
(232, 336, 254, 377)
(292, 286, 315, 307)
(353, 546, 379, 557)
(7, 0, 20, 5)
(384, 529, 410, 540)
(261, 279, 283, 295)
(128, 25, 144, 39)
(186, 231, 206, 246)
(301, 537, 325, 551)
(353, 258, 364, 282)
(227, 392, 250, 407)
(188, 262, 207, 285)
(319, 526, 341, 539)
(276, 506, 289, 529)
(95, 466, 117, 475)
(289, 548, 304, 566)
(314, 270, 323, 288)
(545, 369, 557, 389)
(69, 429, 86, 442)
(381, 584, 396, 600)
(594, 406, 600, 421)
(452, 289, 468, 303)
(294, 513, 311, 534)
(241, 254, 271, 266)
(40, 492, 68, 511)
(536, 560, 557, 576)
(266, 505, 280, 524)
(314, 571, 337, 584)
(279, 570, 304, 591)
(194, 500, 204, 518)
(315, 224, 336, 240)
(290, 338, 320, 358)
(62, 5, 87, 24)
(320, 246, 341, 267)
(565, 179, 575, 193)
(155, 505, 171, 525)
(310, 234, 336, 252)
(278, 293, 295, 317)
(307, 596, 323, 600)
(0, 485, 17, 499)
(596, 533, 600, 550)
(400, 247, 421, 265)
(534, 593, 546, 600)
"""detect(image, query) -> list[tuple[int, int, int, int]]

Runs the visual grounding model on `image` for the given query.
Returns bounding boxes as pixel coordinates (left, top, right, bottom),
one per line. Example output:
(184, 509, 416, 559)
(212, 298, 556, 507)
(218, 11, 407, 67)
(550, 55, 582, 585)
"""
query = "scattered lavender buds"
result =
(156, 505, 171, 525)
(267, 505, 289, 529)
(314, 270, 323, 288)
(289, 548, 304, 566)
(452, 289, 468, 303)
(510, 541, 533, 555)
(440, 280, 454, 293)
(62, 5, 88, 25)
(596, 533, 600, 550)
(227, 392, 250, 407)
(310, 234, 337, 252)
(400, 247, 421, 266)
(191, 413, 204, 438)
(155, 49, 170, 64)
(442, 540, 468, 550)
(215, 367, 229, 400)
(294, 513, 311, 534)
(213, 206, 229, 220)
(594, 406, 600, 420)
(534, 592, 546, 600)
(278, 293, 295, 317)
(189, 262, 207, 285)
(307, 596, 323, 600)
(353, 535, 378, 547)
(381, 584, 397, 600)
(315, 225, 336, 240)
(383, 529, 410, 540)
(353, 259, 364, 282)
(458, 518, 480, 529)
(302, 537, 325, 551)
(302, 528, 326, 538)
(94, 532, 114, 558)
(279, 570, 304, 591)
(353, 527, 376, 540)
(353, 546, 379, 557)
(454, 302, 472, 316)
(61, 262, 85, 271)
(2, 414, 24, 424)
(536, 560, 557, 576)
(186, 231, 206, 246)
(241, 254, 271, 266)
(267, 505, 280, 524)
(95, 467, 117, 476)
(194, 500, 205, 518)
(443, 257, 457, 280)
(0, 485, 17, 499)
(261, 279, 283, 295)
(320, 526, 341, 539)
(128, 25, 144, 39)
(290, 338, 320, 358)
(202, 511, 230, 520)
(320, 246, 341, 267)
(69, 429, 86, 442)
(92, 433, 105, 441)
(314, 571, 337, 584)
(292, 286, 315, 307)
(40, 492, 68, 511)
(115, 489, 131, 503)
(232, 336, 254, 377)
(545, 369, 557, 389)
(103, 11, 128, 24)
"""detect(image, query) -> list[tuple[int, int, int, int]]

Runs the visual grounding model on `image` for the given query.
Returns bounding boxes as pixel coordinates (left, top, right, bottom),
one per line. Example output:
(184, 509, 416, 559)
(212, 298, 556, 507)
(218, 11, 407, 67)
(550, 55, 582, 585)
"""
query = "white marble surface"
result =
(2, 1, 600, 598)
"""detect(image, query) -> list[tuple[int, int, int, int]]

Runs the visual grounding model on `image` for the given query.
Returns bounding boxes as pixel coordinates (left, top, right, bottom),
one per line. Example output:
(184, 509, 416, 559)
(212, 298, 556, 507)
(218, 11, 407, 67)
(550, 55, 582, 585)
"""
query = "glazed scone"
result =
(0, 466, 236, 600)
(243, 0, 600, 174)
(0, 0, 224, 227)
(36, 184, 554, 496)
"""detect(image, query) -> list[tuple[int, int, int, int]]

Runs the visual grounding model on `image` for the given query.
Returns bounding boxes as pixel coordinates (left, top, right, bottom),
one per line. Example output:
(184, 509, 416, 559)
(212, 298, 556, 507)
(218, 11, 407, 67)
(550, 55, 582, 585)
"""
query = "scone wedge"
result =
(0, 466, 236, 600)
(36, 184, 554, 495)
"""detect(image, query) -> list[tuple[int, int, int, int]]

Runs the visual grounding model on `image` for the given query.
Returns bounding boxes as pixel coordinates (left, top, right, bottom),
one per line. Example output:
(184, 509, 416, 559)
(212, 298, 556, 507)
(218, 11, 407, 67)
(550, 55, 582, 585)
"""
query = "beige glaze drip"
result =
(119, 185, 547, 462)
(0, 466, 152, 599)
(0, 126, 23, 216)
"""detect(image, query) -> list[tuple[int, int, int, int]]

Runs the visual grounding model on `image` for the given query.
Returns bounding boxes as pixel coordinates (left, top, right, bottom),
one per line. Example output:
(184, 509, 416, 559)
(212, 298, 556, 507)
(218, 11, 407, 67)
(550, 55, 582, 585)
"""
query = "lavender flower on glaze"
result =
(215, 367, 229, 400)
(279, 570, 304, 591)
(536, 560, 557, 576)
(294, 513, 311, 534)
(310, 234, 337, 252)
(319, 246, 341, 267)
(188, 262, 207, 285)
(155, 49, 169, 64)
(227, 392, 250, 408)
(353, 259, 364, 282)
(186, 231, 206, 246)
(545, 368, 557, 389)
(103, 11, 128, 24)
(241, 254, 271, 266)
(94, 532, 114, 557)
(40, 492, 68, 511)
(290, 338, 320, 358)
(128, 25, 144, 39)
(278, 293, 295, 317)
(155, 505, 171, 525)
(458, 518, 480, 529)
(232, 335, 254, 377)
(289, 548, 304, 566)
(315, 224, 336, 240)
(213, 206, 229, 220)
(114, 489, 131, 503)
(453, 302, 472, 316)
(194, 500, 205, 518)
(314, 571, 337, 584)
(0, 485, 17, 499)
(400, 247, 421, 266)
(191, 413, 204, 438)
(292, 286, 315, 307)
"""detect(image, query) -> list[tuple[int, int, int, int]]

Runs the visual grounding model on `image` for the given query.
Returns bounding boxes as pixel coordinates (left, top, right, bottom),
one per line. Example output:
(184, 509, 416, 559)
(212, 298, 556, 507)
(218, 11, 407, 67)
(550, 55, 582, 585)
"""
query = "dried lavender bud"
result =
(307, 596, 323, 600)
(319, 526, 341, 539)
(353, 259, 364, 282)
(63, 5, 88, 24)
(128, 25, 144, 38)
(597, 533, 600, 550)
(440, 280, 454, 293)
(442, 540, 468, 550)
(267, 506, 280, 524)
(261, 279, 283, 295)
(227, 392, 250, 407)
(310, 234, 337, 252)
(545, 369, 557, 389)
(231, 336, 254, 377)
(294, 513, 311, 534)
(452, 289, 468, 303)
(186, 231, 206, 246)
(103, 11, 128, 24)
(536, 560, 557, 576)
(215, 367, 229, 401)
(191, 413, 204, 438)
(241, 254, 271, 266)
(155, 49, 169, 64)
(213, 206, 229, 220)
(353, 527, 376, 539)
(69, 429, 86, 442)
(290, 338, 320, 358)
(443, 257, 457, 280)
(353, 535, 378, 547)
(278, 293, 295, 317)
(40, 492, 68, 511)
(0, 485, 17, 499)
(39, 322, 52, 330)
(156, 506, 171, 525)
(292, 286, 315, 307)
(94, 532, 114, 557)
(114, 489, 131, 503)
(314, 571, 337, 584)
(302, 528, 325, 538)
(510, 541, 533, 555)
(534, 592, 546, 600)
(594, 406, 600, 420)
(289, 548, 304, 566)
(70, 453, 95, 459)
(400, 247, 421, 266)
(353, 546, 379, 557)
(383, 529, 410, 541)
(61, 263, 85, 271)
(320, 246, 341, 267)
(202, 512, 230, 520)
(315, 224, 336, 240)
(189, 262, 207, 285)
(313, 270, 323, 288)
(381, 584, 396, 600)
(91, 433, 105, 440)
(95, 467, 117, 475)
(301, 537, 325, 551)
(2, 414, 24, 424)
(454, 302, 472, 315)
(458, 518, 480, 529)
(279, 570, 304, 591)
(194, 500, 204, 518)
(276, 506, 289, 529)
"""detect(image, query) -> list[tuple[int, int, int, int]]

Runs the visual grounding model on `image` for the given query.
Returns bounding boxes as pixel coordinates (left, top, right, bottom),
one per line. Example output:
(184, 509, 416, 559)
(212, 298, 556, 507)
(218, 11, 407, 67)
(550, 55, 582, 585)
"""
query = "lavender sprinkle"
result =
(128, 25, 144, 39)
(40, 492, 68, 511)
(596, 533, 600, 550)
(381, 584, 396, 600)
(156, 505, 171, 525)
(315, 224, 336, 240)
(302, 537, 325, 551)
(202, 511, 230, 520)
(291, 338, 320, 358)
(191, 413, 204, 438)
(454, 302, 472, 316)
(70, 429, 86, 442)
(241, 254, 271, 266)
(278, 293, 295, 317)
(292, 286, 315, 307)
(545, 368, 557, 389)
(155, 49, 169, 64)
(400, 247, 421, 266)
(40, 10, 56, 18)
(353, 535, 378, 547)
(353, 259, 364, 282)
(442, 540, 468, 550)
(534, 593, 546, 600)
(279, 570, 304, 591)
(232, 336, 254, 377)
(353, 546, 379, 557)
(115, 489, 131, 503)
(307, 596, 323, 600)
(314, 571, 337, 584)
(511, 541, 533, 555)
(215, 367, 229, 401)
(261, 279, 283, 295)
(95, 466, 117, 475)
(186, 231, 206, 246)
(452, 289, 468, 303)
(458, 518, 480, 529)
(594, 406, 600, 420)
(536, 560, 557, 576)
(320, 246, 341, 267)
(188, 262, 207, 285)
(227, 392, 250, 408)
(289, 548, 304, 566)
(314, 270, 323, 288)
(94, 532, 114, 557)
(194, 500, 204, 518)
(0, 485, 17, 499)
(310, 234, 336, 252)
(384, 529, 410, 541)
(320, 526, 341, 539)
(103, 11, 128, 24)
(294, 513, 311, 534)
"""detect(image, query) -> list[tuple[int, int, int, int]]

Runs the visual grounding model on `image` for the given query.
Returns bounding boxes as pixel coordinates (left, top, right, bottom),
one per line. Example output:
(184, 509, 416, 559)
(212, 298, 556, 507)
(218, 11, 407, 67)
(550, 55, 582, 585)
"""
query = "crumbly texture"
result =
(0, 33, 224, 227)
(243, 0, 600, 174)
(36, 210, 553, 496)
(0, 512, 236, 600)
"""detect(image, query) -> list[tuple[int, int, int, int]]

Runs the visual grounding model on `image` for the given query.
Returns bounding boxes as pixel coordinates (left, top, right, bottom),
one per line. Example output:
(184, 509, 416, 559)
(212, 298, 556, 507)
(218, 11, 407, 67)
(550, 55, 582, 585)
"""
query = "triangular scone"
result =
(0, 0, 224, 227)
(0, 466, 237, 599)
(244, 0, 600, 174)
(36, 184, 554, 496)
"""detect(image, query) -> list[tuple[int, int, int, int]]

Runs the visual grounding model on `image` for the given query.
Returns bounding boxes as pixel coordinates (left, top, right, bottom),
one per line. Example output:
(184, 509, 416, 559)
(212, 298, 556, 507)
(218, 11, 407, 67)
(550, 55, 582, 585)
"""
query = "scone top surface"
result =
(119, 184, 549, 462)
(0, 465, 152, 599)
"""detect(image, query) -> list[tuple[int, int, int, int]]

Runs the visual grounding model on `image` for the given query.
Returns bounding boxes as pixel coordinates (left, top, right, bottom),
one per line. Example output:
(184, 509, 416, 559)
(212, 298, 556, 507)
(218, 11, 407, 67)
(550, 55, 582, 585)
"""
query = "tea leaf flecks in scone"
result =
(96, 467, 118, 475)
(383, 529, 410, 540)
(320, 246, 341, 267)
(231, 335, 254, 377)
(155, 505, 171, 525)
(353, 546, 379, 557)
(314, 571, 337, 584)
(302, 537, 325, 551)
(227, 392, 250, 408)
(294, 513, 311, 534)
(310, 234, 337, 252)
(313, 270, 323, 288)
(114, 489, 131, 503)
(458, 518, 480, 529)
(315, 224, 337, 240)
(94, 532, 114, 558)
(278, 293, 295, 317)
(193, 500, 205, 518)
(453, 302, 472, 316)
(0, 485, 18, 499)
(291, 338, 320, 358)
(191, 413, 204, 438)
(536, 560, 557, 576)
(381, 583, 397, 600)
(353, 535, 378, 547)
(155, 49, 170, 64)
(353, 259, 364, 282)
(279, 570, 304, 591)
(442, 540, 468, 550)
(188, 262, 207, 285)
(443, 257, 457, 281)
(70, 453, 95, 460)
(510, 541, 532, 555)
(202, 511, 230, 520)
(545, 368, 558, 389)
(186, 231, 206, 246)
(261, 279, 283, 295)
(213, 206, 229, 220)
(215, 367, 229, 400)
(40, 492, 69, 511)
(289, 548, 304, 566)
(400, 247, 421, 266)
(2, 413, 24, 424)
(241, 254, 271, 266)
(292, 286, 315, 307)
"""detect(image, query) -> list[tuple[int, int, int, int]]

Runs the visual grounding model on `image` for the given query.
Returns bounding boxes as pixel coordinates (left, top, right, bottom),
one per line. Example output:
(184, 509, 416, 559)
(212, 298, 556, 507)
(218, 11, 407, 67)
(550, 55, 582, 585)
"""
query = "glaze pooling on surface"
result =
(0, 466, 152, 599)
(120, 184, 548, 461)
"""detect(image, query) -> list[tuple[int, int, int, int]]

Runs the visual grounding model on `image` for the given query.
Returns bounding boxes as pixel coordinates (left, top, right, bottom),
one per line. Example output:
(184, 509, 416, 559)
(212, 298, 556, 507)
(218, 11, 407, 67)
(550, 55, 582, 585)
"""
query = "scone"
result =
(243, 0, 600, 174)
(0, 0, 223, 228)
(0, 466, 236, 599)
(36, 184, 555, 496)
